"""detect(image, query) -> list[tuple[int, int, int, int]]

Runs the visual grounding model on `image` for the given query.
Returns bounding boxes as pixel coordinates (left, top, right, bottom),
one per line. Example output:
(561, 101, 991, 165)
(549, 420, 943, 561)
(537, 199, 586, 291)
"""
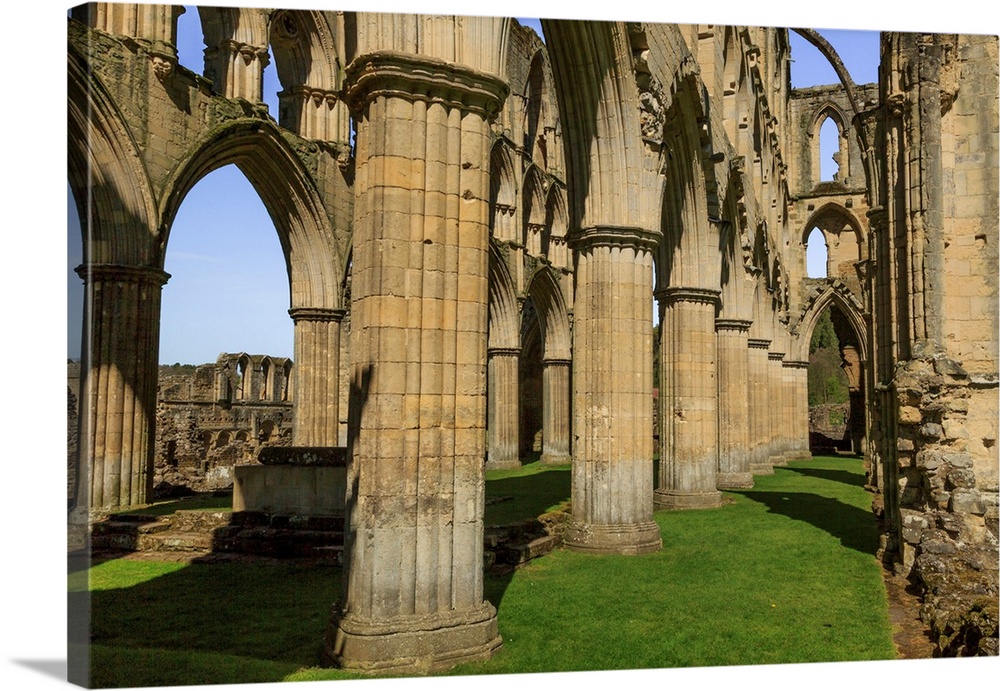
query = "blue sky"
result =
(67, 12, 879, 365)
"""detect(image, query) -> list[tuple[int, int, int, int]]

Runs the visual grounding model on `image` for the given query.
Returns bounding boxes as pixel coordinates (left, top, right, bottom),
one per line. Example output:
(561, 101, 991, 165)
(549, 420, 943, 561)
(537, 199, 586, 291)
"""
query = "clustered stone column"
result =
(767, 350, 788, 467)
(564, 228, 661, 554)
(290, 307, 345, 447)
(327, 51, 507, 673)
(655, 287, 723, 509)
(486, 346, 520, 470)
(204, 39, 270, 102)
(747, 338, 773, 474)
(540, 357, 572, 465)
(75, 263, 168, 512)
(716, 319, 754, 489)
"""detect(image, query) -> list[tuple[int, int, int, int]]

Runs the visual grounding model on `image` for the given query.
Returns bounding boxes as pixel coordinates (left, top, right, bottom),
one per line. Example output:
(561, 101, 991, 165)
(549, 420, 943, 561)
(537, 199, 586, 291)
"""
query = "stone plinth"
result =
(327, 49, 507, 673)
(564, 227, 661, 555)
(234, 465, 347, 515)
(655, 287, 723, 509)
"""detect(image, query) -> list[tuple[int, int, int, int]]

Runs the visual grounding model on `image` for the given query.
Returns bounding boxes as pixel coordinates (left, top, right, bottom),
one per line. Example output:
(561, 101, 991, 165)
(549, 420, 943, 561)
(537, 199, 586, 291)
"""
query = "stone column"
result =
(655, 287, 723, 509)
(486, 347, 520, 470)
(204, 40, 270, 103)
(716, 319, 754, 489)
(564, 227, 661, 555)
(327, 51, 507, 673)
(781, 360, 799, 462)
(747, 338, 773, 474)
(786, 360, 812, 459)
(540, 358, 571, 465)
(290, 307, 345, 447)
(75, 263, 168, 512)
(767, 350, 788, 467)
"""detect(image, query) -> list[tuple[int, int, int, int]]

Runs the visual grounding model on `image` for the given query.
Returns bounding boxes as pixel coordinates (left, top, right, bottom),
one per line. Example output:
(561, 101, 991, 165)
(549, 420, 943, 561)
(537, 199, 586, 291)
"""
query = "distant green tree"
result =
(810, 310, 838, 354)
(808, 310, 849, 405)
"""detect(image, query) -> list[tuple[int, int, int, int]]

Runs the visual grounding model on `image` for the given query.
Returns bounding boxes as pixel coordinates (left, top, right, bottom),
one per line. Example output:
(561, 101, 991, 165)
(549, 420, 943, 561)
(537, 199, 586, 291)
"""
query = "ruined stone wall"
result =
(877, 32, 999, 656)
(67, 361, 81, 504)
(154, 358, 294, 495)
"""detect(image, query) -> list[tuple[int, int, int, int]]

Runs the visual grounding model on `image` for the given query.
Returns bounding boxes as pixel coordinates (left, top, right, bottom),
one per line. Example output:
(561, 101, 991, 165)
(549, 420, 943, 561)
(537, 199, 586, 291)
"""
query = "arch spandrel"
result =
(157, 119, 344, 311)
(68, 37, 159, 267)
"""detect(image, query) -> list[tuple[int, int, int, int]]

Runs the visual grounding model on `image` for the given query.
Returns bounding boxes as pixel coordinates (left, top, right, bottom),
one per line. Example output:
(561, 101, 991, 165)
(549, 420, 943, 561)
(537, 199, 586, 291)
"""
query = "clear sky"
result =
(66, 11, 879, 365)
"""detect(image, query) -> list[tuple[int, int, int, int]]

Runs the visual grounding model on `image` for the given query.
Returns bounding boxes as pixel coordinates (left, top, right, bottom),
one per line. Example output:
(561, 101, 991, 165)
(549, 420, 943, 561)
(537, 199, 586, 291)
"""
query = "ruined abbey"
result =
(67, 3, 998, 674)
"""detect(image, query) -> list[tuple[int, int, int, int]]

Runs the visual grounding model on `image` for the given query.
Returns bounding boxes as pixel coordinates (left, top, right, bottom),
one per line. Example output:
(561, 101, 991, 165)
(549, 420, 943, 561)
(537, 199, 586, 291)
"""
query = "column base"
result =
(654, 489, 723, 510)
(769, 455, 789, 467)
(539, 453, 571, 466)
(484, 458, 521, 471)
(325, 602, 502, 674)
(716, 472, 754, 489)
(749, 462, 775, 475)
(563, 520, 662, 555)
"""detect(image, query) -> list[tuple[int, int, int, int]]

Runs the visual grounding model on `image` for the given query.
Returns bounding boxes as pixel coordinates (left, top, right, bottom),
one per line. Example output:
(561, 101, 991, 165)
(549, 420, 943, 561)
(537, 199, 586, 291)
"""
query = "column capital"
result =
(654, 286, 721, 306)
(542, 357, 572, 367)
(783, 360, 811, 369)
(715, 318, 752, 333)
(344, 51, 509, 119)
(75, 263, 170, 286)
(569, 225, 659, 253)
(767, 351, 785, 361)
(487, 346, 521, 357)
(288, 307, 347, 324)
(747, 338, 771, 350)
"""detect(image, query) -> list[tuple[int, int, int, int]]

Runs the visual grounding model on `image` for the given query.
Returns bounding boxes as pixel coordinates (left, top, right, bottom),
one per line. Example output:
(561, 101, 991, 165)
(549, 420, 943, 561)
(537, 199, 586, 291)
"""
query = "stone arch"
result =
(801, 202, 865, 280)
(658, 75, 721, 291)
(269, 9, 351, 142)
(541, 19, 648, 231)
(488, 241, 520, 351)
(158, 119, 343, 311)
(810, 102, 851, 183)
(793, 281, 868, 362)
(545, 182, 569, 269)
(260, 356, 273, 400)
(522, 165, 548, 257)
(524, 265, 572, 361)
(522, 49, 554, 169)
(67, 43, 158, 267)
(196, 5, 270, 101)
(489, 140, 518, 243)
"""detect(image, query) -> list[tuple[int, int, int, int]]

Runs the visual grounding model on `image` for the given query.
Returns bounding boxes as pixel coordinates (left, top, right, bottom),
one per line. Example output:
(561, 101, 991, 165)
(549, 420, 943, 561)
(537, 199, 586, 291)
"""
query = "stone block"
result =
(951, 488, 986, 515)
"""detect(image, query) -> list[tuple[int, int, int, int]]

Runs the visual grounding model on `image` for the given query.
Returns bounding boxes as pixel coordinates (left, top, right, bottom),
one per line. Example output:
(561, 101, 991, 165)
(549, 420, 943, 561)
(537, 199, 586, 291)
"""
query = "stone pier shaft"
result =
(747, 338, 773, 474)
(655, 288, 723, 509)
(76, 264, 168, 512)
(767, 350, 788, 467)
(564, 228, 661, 554)
(716, 319, 754, 489)
(540, 358, 571, 465)
(486, 347, 520, 469)
(327, 50, 507, 673)
(290, 308, 345, 447)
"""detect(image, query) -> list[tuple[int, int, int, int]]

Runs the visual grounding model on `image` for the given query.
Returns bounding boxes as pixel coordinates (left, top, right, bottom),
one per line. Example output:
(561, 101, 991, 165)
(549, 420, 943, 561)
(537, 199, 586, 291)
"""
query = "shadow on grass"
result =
(484, 464, 571, 526)
(784, 464, 866, 488)
(732, 489, 879, 554)
(69, 560, 346, 687)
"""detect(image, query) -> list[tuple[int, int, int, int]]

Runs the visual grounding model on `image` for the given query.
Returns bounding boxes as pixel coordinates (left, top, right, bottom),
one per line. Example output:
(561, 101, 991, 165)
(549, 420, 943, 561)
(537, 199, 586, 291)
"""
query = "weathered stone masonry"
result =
(68, 5, 998, 673)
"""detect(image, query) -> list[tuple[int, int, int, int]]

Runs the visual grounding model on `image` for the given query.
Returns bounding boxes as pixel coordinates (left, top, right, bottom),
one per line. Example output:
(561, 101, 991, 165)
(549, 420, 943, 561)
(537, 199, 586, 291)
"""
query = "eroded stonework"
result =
(68, 5, 998, 674)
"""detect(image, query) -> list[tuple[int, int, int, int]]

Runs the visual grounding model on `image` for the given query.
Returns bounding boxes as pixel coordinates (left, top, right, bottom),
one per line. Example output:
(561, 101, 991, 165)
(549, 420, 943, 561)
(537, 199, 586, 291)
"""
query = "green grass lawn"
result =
(73, 455, 895, 687)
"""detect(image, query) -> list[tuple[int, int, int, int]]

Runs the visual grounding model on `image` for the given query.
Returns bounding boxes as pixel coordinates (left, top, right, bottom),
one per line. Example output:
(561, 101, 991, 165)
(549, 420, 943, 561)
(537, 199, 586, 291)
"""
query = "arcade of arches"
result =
(68, 6, 998, 671)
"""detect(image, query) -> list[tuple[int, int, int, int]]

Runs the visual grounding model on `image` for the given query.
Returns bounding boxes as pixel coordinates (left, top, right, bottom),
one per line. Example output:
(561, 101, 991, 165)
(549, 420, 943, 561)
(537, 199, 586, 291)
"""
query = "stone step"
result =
(171, 510, 232, 533)
(138, 530, 214, 553)
(494, 534, 562, 566)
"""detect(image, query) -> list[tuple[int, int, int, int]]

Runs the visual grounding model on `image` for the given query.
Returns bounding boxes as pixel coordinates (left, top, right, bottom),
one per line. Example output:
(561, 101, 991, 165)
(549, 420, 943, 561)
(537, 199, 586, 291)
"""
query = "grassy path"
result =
(73, 456, 895, 686)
